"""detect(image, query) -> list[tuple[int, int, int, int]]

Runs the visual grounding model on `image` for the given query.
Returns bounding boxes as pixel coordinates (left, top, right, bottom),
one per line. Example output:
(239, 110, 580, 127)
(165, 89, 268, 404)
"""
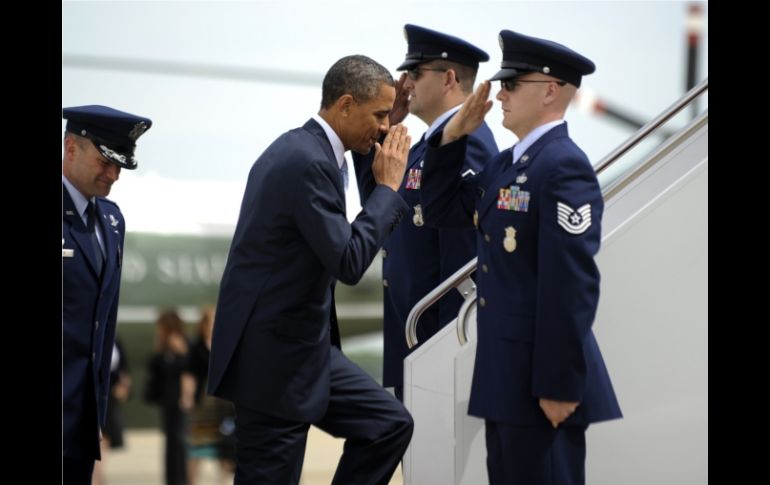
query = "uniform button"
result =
(482, 264, 488, 273)
(484, 234, 491, 242)
(479, 297, 486, 307)
(95, 320, 99, 330)
(382, 249, 387, 259)
(383, 279, 389, 288)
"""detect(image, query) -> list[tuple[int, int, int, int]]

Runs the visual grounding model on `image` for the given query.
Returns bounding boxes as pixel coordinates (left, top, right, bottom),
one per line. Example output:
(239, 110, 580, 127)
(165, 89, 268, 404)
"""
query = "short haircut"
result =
(64, 131, 91, 150)
(432, 61, 478, 94)
(321, 55, 394, 109)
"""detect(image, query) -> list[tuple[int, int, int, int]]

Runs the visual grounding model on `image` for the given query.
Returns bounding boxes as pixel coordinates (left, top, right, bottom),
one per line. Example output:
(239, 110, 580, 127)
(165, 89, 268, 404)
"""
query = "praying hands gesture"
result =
(373, 124, 411, 192)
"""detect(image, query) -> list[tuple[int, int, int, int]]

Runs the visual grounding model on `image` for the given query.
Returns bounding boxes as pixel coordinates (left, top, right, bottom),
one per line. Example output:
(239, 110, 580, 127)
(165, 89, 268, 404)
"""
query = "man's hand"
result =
(539, 398, 580, 428)
(372, 124, 411, 192)
(441, 80, 493, 146)
(388, 72, 410, 126)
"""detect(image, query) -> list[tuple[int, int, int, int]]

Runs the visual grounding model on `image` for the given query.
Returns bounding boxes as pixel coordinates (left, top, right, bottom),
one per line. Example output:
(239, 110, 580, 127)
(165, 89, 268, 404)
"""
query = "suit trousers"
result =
(485, 420, 588, 485)
(233, 346, 413, 485)
(63, 456, 94, 485)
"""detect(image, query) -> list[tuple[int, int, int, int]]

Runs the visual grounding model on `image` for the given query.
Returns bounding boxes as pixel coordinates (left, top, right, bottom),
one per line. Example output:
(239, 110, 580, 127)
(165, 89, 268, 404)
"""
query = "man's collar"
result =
(312, 114, 346, 169)
(62, 175, 94, 219)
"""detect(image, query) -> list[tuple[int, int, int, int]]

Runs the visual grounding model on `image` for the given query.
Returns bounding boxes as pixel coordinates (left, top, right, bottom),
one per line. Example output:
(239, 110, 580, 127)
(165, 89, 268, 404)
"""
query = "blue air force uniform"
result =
(421, 31, 621, 484)
(62, 105, 151, 482)
(352, 24, 498, 392)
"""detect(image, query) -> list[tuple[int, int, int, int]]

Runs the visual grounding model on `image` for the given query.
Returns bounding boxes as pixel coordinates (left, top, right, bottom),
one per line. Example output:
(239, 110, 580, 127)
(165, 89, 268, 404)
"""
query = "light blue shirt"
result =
(512, 119, 565, 164)
(62, 174, 104, 253)
(425, 105, 462, 141)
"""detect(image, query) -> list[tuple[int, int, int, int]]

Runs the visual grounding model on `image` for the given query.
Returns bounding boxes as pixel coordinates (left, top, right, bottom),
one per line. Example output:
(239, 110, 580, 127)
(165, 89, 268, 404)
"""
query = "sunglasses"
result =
(406, 67, 450, 81)
(500, 79, 567, 91)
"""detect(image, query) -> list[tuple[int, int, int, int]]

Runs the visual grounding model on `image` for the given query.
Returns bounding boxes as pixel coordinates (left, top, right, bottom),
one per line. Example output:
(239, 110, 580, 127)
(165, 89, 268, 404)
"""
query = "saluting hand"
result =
(441, 80, 493, 146)
(388, 73, 411, 126)
(373, 124, 411, 192)
(539, 398, 580, 428)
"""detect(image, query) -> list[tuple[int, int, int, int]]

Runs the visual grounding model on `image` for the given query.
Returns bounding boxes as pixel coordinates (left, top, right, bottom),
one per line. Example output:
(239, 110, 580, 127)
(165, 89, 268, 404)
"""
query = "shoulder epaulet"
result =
(98, 197, 120, 209)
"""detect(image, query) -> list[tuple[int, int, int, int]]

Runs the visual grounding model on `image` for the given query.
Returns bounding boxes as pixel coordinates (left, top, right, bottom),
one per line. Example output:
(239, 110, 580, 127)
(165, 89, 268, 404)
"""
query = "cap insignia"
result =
(128, 121, 148, 142)
(99, 145, 127, 164)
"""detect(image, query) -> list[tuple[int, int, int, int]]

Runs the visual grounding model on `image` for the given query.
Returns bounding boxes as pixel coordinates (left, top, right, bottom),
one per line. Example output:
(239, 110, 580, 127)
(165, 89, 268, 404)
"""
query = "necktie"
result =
(86, 202, 104, 276)
(340, 158, 349, 191)
(505, 144, 518, 171)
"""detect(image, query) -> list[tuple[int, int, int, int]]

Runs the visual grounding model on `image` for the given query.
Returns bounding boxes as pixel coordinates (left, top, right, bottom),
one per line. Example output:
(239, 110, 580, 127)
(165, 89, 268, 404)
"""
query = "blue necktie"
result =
(340, 158, 349, 191)
(505, 144, 518, 171)
(86, 202, 104, 276)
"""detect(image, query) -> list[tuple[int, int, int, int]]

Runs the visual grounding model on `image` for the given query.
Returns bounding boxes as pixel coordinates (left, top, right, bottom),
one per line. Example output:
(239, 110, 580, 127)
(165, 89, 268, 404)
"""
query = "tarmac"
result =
(100, 427, 403, 485)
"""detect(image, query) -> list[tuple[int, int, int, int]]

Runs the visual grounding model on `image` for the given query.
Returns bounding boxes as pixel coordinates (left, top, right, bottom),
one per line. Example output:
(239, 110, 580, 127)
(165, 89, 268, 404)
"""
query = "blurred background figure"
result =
(145, 309, 190, 485)
(92, 337, 132, 485)
(181, 307, 235, 485)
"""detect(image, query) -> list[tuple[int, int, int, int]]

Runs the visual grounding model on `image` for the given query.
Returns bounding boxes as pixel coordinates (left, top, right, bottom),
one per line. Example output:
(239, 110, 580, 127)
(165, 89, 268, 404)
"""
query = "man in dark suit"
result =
(353, 24, 498, 400)
(208, 55, 414, 484)
(62, 105, 152, 485)
(420, 31, 622, 484)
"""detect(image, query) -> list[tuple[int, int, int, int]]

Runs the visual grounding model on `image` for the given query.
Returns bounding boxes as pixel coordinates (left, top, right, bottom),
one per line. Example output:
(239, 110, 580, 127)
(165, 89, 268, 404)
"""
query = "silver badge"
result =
(520, 154, 529, 163)
(128, 121, 148, 142)
(543, 66, 550, 74)
(516, 173, 528, 184)
(557, 202, 591, 234)
(413, 204, 424, 227)
(109, 214, 119, 227)
(503, 226, 517, 253)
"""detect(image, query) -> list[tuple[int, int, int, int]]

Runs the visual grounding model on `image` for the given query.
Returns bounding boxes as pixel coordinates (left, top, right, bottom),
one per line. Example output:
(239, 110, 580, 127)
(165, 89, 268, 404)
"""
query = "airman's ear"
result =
(543, 81, 561, 105)
(63, 135, 78, 160)
(446, 69, 459, 86)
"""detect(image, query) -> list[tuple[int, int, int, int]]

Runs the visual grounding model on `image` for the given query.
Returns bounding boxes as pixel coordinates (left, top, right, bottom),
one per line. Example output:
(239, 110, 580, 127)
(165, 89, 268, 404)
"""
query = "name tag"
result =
(62, 249, 74, 258)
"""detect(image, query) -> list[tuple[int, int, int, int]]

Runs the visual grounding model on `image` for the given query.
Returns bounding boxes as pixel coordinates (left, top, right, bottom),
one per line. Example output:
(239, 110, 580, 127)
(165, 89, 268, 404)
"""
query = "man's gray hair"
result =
(321, 55, 394, 109)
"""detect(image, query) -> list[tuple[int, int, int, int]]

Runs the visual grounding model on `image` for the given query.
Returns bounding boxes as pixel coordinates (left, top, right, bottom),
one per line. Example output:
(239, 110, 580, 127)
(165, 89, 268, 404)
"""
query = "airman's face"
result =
(496, 74, 552, 138)
(342, 83, 395, 155)
(402, 63, 446, 120)
(62, 136, 121, 199)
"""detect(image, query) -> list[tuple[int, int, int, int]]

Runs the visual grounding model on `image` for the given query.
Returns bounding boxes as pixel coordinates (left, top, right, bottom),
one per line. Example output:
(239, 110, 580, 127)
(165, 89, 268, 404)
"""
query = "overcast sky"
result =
(62, 0, 708, 234)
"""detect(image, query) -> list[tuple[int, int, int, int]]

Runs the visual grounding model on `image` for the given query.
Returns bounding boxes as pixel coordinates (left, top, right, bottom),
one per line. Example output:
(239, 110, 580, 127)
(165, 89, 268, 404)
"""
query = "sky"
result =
(62, 0, 708, 234)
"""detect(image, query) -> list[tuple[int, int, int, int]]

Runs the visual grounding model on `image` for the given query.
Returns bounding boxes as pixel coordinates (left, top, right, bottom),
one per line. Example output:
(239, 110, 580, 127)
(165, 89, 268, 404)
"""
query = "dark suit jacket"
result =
(353, 117, 498, 387)
(62, 185, 124, 460)
(421, 122, 622, 426)
(208, 119, 408, 422)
